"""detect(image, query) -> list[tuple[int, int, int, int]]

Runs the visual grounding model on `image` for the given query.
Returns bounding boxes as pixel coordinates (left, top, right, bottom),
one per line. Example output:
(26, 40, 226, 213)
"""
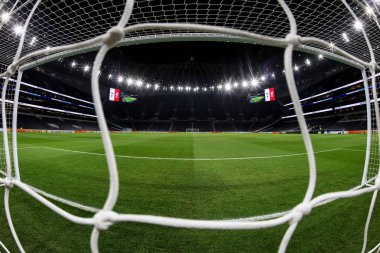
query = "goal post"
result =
(186, 128, 200, 133)
(0, 0, 380, 253)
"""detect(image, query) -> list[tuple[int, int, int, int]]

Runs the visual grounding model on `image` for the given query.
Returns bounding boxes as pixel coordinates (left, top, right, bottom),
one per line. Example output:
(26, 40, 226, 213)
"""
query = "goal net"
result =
(186, 128, 200, 133)
(0, 0, 380, 252)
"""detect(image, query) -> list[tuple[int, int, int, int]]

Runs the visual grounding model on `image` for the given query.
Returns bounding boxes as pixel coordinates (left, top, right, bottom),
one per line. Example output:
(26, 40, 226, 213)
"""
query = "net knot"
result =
(375, 176, 380, 187)
(6, 63, 17, 77)
(370, 61, 377, 72)
(93, 210, 116, 231)
(103, 27, 124, 47)
(285, 34, 300, 46)
(3, 178, 13, 189)
(290, 203, 311, 224)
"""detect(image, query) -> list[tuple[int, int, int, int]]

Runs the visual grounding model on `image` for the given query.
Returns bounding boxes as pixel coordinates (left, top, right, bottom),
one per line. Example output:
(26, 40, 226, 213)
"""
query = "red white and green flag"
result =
(264, 87, 275, 102)
(109, 88, 120, 102)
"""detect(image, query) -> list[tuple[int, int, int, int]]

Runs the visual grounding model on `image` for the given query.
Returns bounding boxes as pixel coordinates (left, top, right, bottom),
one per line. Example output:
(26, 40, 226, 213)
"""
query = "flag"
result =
(109, 88, 120, 102)
(264, 88, 275, 102)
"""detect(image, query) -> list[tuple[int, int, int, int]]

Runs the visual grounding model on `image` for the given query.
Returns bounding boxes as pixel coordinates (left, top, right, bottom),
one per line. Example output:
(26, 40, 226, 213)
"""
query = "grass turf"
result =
(0, 132, 379, 252)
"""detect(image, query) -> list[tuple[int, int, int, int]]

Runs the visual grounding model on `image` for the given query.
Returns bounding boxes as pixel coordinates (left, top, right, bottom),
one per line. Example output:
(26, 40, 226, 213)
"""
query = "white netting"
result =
(0, 0, 380, 252)
(366, 69, 380, 184)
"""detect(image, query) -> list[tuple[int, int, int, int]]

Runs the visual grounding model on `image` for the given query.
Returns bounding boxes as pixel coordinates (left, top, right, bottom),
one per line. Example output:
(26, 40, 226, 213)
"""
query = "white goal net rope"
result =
(0, 0, 380, 253)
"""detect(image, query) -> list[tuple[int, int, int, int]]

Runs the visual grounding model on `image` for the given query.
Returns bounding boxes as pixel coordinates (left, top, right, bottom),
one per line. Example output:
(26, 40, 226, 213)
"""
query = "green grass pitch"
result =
(0, 132, 380, 252)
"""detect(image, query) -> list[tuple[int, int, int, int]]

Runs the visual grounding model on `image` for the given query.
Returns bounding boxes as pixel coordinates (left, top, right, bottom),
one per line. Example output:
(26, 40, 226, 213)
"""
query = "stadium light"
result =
(217, 84, 222, 90)
(233, 82, 238, 88)
(294, 65, 299, 71)
(118, 76, 123, 82)
(170, 86, 174, 90)
(342, 32, 349, 42)
(260, 75, 266, 81)
(271, 73, 275, 78)
(1, 12, 10, 23)
(146, 84, 151, 88)
(318, 54, 324, 60)
(136, 80, 143, 86)
(127, 78, 134, 85)
(242, 81, 248, 87)
(185, 86, 191, 91)
(305, 59, 311, 66)
(354, 20, 363, 31)
(224, 83, 231, 91)
(251, 78, 259, 86)
(366, 6, 374, 15)
(97, 70, 101, 76)
(14, 25, 23, 35)
(203, 87, 207, 91)
(154, 84, 159, 90)
(178, 86, 183, 91)
(30, 36, 37, 46)
(330, 42, 335, 49)
(71, 61, 76, 67)
(84, 65, 90, 72)
(46, 46, 51, 51)
(108, 74, 112, 79)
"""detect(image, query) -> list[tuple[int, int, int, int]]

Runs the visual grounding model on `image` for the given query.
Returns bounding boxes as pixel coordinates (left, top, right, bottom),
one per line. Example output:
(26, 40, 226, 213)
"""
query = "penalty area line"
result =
(18, 146, 344, 161)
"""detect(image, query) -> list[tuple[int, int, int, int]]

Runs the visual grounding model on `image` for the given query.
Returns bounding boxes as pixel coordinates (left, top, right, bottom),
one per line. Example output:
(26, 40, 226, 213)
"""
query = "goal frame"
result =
(186, 128, 200, 133)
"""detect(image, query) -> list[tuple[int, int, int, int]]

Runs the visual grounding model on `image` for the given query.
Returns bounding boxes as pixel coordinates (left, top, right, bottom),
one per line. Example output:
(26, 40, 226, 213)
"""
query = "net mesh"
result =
(367, 69, 380, 183)
(0, 0, 378, 65)
(0, 0, 380, 252)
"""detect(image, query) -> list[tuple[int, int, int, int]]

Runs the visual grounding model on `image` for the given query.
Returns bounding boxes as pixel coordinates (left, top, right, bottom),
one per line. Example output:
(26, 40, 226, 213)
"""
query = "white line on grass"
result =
(19, 146, 344, 161)
(340, 148, 366, 152)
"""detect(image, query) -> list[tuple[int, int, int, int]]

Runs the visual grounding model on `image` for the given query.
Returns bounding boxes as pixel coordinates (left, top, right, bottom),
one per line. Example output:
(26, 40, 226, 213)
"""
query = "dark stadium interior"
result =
(13, 41, 367, 132)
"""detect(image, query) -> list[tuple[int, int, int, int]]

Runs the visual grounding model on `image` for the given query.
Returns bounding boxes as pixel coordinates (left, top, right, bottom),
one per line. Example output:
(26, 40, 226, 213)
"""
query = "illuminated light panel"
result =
(366, 6, 374, 15)
(127, 78, 134, 85)
(1, 12, 10, 23)
(342, 32, 349, 42)
(30, 36, 37, 46)
(251, 78, 259, 86)
(14, 25, 23, 35)
(354, 20, 363, 31)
